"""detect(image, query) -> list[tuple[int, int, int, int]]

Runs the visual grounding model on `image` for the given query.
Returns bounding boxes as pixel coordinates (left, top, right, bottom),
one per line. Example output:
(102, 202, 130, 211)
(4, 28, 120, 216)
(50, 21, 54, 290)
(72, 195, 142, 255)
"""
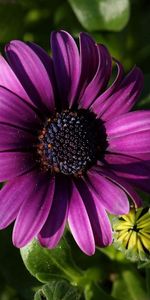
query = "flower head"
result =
(0, 30, 149, 255)
(113, 207, 150, 261)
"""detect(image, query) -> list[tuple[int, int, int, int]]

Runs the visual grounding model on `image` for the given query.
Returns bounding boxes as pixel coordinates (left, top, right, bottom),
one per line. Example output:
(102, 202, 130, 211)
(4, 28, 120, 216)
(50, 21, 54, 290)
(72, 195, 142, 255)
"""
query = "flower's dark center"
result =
(37, 110, 101, 176)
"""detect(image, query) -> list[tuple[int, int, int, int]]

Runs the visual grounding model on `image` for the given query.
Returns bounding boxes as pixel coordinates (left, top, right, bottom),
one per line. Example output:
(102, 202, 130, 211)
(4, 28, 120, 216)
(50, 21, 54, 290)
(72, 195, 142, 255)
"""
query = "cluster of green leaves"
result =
(20, 234, 150, 300)
(1, 227, 150, 300)
(0, 0, 150, 299)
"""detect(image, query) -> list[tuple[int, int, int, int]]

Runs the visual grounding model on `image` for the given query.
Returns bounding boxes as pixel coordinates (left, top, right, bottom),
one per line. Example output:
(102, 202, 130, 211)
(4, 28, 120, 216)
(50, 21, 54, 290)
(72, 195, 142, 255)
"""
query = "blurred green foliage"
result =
(0, 0, 150, 299)
(0, 0, 149, 75)
(68, 0, 130, 32)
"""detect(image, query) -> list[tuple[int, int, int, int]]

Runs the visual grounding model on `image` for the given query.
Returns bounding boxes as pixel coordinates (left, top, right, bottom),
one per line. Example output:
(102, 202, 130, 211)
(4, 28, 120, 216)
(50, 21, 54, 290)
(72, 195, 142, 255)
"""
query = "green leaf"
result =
(120, 269, 149, 300)
(34, 280, 81, 300)
(68, 0, 130, 32)
(112, 266, 150, 300)
(20, 238, 82, 284)
(84, 283, 117, 300)
(112, 276, 134, 300)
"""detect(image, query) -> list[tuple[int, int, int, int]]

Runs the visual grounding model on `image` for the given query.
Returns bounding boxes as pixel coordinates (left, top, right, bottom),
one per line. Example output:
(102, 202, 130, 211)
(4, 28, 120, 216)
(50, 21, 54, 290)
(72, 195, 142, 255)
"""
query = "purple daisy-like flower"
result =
(0, 30, 149, 255)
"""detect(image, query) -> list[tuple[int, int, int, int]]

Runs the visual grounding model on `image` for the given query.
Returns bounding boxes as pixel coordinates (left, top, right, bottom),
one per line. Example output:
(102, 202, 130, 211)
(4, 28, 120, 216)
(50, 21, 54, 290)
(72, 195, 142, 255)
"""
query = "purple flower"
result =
(0, 30, 149, 255)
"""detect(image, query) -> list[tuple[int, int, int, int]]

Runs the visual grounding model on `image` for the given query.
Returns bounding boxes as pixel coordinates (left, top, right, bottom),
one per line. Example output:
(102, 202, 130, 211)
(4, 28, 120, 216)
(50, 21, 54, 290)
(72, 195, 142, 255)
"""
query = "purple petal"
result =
(87, 170, 129, 215)
(104, 153, 150, 194)
(92, 67, 143, 120)
(38, 176, 70, 248)
(90, 59, 124, 111)
(107, 130, 150, 154)
(94, 164, 142, 206)
(79, 44, 112, 109)
(0, 87, 41, 130)
(51, 30, 80, 108)
(76, 33, 99, 102)
(76, 179, 112, 247)
(0, 124, 35, 151)
(27, 42, 55, 82)
(131, 152, 150, 165)
(68, 180, 95, 255)
(13, 174, 55, 248)
(0, 55, 31, 104)
(105, 111, 150, 138)
(106, 110, 150, 154)
(27, 41, 58, 108)
(6, 40, 55, 113)
(0, 170, 39, 228)
(0, 152, 35, 182)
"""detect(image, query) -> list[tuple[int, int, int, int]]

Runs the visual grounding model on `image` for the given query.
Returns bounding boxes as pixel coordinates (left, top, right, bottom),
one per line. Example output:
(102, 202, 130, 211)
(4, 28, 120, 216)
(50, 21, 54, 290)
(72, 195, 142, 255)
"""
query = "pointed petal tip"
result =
(5, 40, 55, 113)
(12, 175, 55, 249)
(37, 235, 53, 249)
(68, 181, 96, 256)
(12, 232, 26, 248)
(87, 248, 95, 256)
(51, 30, 80, 108)
(81, 243, 95, 256)
(101, 236, 113, 248)
(92, 64, 144, 120)
(116, 204, 130, 216)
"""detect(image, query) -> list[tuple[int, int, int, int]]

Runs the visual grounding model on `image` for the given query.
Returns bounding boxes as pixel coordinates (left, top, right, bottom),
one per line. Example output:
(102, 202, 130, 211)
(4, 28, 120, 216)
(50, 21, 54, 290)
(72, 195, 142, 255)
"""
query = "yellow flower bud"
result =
(112, 207, 150, 262)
